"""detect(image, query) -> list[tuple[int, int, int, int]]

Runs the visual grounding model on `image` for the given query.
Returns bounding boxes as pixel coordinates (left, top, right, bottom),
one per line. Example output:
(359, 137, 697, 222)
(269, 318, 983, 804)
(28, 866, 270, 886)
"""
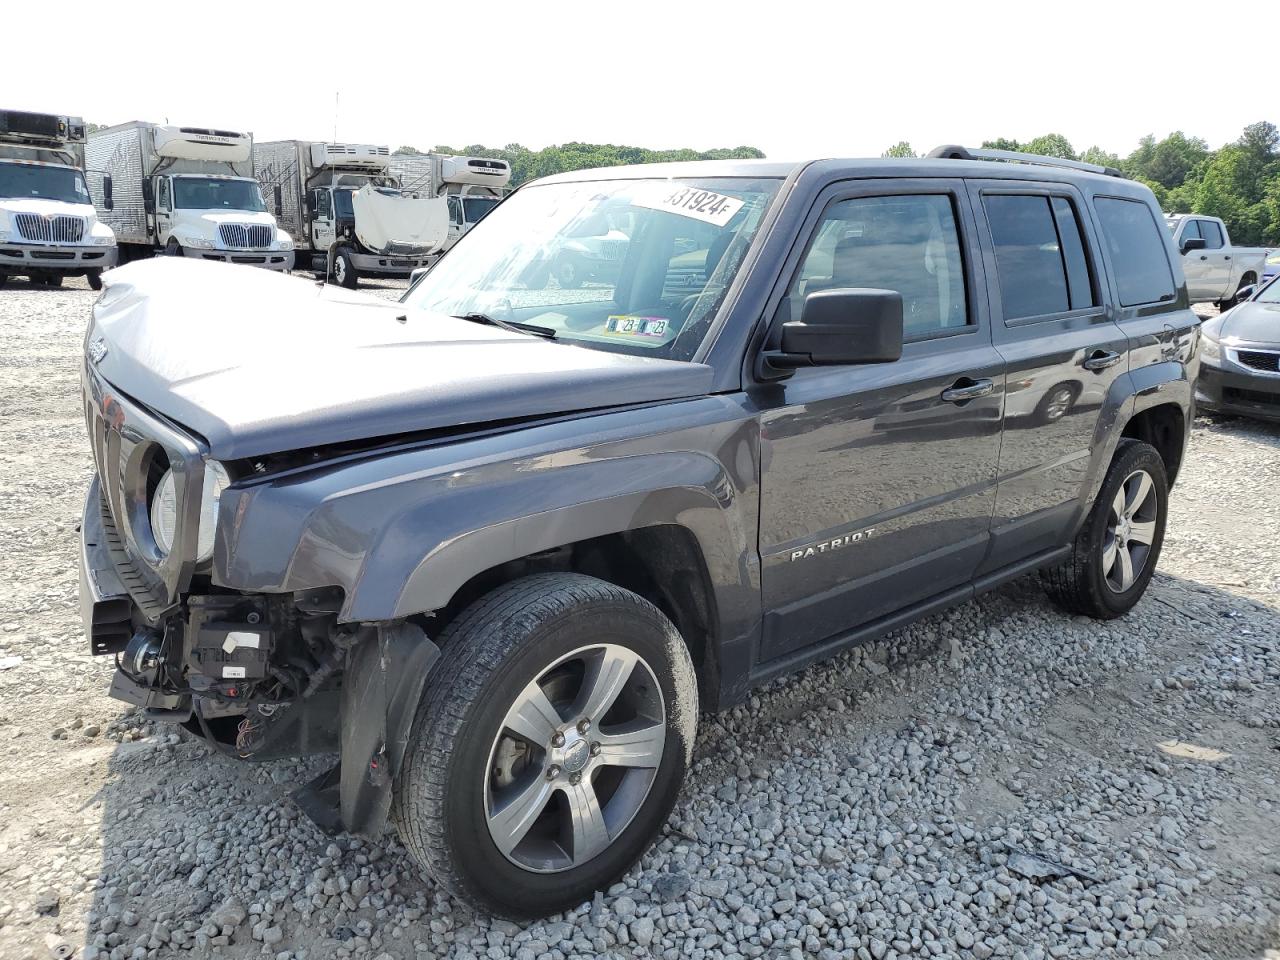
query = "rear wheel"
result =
(1041, 440, 1168, 619)
(394, 573, 697, 918)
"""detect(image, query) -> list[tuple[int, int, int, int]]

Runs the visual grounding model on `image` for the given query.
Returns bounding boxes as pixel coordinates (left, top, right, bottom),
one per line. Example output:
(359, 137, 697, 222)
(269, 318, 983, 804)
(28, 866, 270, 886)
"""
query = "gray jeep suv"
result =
(78, 146, 1198, 917)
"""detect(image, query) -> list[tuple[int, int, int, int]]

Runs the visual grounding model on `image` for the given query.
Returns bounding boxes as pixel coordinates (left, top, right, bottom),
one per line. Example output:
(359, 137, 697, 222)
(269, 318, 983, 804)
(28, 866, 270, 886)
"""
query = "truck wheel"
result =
(1041, 439, 1168, 619)
(332, 249, 358, 289)
(164, 239, 183, 258)
(0, 273, 8, 288)
(86, 270, 103, 291)
(394, 573, 697, 918)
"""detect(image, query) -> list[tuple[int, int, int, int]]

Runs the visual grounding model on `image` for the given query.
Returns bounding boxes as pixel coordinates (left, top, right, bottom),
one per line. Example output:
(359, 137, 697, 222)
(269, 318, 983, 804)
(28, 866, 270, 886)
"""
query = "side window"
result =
(1095, 197, 1177, 307)
(447, 195, 462, 226)
(1198, 219, 1224, 249)
(157, 178, 171, 211)
(316, 189, 332, 219)
(984, 194, 1096, 320)
(789, 194, 968, 338)
(1180, 218, 1201, 241)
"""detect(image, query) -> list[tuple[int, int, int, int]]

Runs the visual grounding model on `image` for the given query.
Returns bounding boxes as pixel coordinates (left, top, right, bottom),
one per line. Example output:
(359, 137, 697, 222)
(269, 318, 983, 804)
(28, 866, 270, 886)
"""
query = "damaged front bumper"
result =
(78, 478, 440, 834)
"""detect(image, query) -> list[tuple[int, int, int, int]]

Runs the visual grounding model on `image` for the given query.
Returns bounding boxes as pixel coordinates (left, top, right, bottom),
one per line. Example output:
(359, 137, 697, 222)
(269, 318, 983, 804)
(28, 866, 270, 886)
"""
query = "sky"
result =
(8, 0, 1269, 161)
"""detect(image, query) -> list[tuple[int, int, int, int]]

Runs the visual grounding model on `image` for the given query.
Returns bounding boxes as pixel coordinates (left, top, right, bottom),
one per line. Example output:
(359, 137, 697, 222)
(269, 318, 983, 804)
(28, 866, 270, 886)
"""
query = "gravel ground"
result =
(1, 274, 1278, 960)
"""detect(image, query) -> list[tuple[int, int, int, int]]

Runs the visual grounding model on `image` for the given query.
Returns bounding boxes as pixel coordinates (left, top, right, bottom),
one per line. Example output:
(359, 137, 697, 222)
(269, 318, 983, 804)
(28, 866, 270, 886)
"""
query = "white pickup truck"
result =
(1164, 213, 1268, 307)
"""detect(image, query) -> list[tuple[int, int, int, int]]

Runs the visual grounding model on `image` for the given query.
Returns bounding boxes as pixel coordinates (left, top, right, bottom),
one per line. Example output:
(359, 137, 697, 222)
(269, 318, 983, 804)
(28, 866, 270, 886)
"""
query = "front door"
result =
(1195, 218, 1232, 297)
(155, 176, 173, 243)
(756, 182, 1003, 663)
(312, 188, 335, 252)
(1178, 218, 1211, 300)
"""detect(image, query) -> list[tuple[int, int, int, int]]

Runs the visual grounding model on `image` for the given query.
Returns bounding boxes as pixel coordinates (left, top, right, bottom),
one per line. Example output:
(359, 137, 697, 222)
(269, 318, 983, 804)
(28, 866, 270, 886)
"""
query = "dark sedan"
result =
(1197, 275, 1280, 421)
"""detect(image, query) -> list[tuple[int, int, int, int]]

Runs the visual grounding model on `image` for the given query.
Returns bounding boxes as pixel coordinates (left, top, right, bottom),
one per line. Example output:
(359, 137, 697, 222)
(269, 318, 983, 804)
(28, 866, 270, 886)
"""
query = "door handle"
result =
(1224, 255, 1231, 261)
(940, 378, 995, 403)
(1083, 349, 1122, 371)
(1199, 255, 1208, 260)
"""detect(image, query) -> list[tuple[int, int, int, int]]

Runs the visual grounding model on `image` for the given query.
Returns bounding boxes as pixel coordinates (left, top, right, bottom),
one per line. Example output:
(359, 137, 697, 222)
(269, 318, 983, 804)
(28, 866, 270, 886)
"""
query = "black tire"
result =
(393, 573, 697, 918)
(554, 254, 584, 289)
(1041, 439, 1168, 619)
(0, 273, 7, 288)
(332, 248, 358, 288)
(164, 239, 183, 258)
(86, 270, 103, 291)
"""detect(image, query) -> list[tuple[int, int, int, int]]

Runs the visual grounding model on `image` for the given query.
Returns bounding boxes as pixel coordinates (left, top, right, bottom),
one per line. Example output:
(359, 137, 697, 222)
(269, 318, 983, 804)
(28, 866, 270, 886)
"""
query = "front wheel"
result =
(554, 254, 584, 289)
(1041, 439, 1168, 619)
(394, 573, 697, 918)
(332, 248, 358, 289)
(86, 270, 103, 291)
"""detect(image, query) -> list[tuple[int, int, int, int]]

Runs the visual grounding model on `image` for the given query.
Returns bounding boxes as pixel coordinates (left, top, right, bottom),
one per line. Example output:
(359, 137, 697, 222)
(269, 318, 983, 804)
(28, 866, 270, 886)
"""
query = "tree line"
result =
(884, 123, 1280, 246)
(394, 142, 765, 188)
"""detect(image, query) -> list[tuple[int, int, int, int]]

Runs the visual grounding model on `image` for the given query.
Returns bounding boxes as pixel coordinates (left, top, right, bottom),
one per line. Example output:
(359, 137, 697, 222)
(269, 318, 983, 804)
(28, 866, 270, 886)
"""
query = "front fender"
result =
(216, 398, 760, 628)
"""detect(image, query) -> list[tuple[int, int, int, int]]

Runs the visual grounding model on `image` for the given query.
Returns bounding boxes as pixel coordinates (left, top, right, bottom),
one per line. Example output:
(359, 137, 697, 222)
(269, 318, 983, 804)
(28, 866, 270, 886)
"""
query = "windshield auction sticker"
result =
(632, 185, 745, 227)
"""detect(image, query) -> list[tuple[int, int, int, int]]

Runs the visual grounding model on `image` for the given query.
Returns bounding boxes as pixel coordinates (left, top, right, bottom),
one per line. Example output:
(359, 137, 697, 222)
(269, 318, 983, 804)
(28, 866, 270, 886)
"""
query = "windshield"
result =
(0, 161, 90, 204)
(172, 177, 266, 212)
(403, 177, 782, 362)
(334, 186, 402, 219)
(1257, 276, 1280, 303)
(462, 195, 499, 225)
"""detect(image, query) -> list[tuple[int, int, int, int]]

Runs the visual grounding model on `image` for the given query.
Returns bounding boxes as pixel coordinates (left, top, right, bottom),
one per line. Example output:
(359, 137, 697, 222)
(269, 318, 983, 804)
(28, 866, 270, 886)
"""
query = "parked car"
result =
(1262, 249, 1280, 286)
(1164, 213, 1267, 308)
(79, 145, 1197, 918)
(1197, 274, 1280, 421)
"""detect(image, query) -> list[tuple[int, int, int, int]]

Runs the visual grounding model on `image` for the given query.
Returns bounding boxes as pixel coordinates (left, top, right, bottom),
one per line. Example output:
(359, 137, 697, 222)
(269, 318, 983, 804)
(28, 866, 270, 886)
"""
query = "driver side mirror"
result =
(103, 175, 114, 211)
(142, 179, 154, 214)
(1180, 236, 1207, 255)
(1233, 284, 1255, 303)
(767, 288, 904, 369)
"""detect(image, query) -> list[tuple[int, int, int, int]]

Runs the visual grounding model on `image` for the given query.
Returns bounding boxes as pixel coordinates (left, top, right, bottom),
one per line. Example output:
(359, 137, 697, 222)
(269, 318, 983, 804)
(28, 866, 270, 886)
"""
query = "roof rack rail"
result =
(926, 144, 1124, 179)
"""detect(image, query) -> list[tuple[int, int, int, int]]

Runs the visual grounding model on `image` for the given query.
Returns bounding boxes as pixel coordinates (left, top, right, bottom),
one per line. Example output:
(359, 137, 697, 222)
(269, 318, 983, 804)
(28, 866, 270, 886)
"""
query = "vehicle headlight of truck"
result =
(150, 461, 229, 562)
(181, 237, 215, 250)
(276, 236, 293, 251)
(92, 236, 115, 246)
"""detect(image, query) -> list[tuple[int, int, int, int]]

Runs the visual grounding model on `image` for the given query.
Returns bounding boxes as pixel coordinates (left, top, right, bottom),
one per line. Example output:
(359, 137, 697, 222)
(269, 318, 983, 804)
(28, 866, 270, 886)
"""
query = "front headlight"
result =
(1200, 335, 1222, 363)
(181, 237, 215, 250)
(276, 237, 293, 251)
(92, 236, 115, 246)
(150, 461, 229, 562)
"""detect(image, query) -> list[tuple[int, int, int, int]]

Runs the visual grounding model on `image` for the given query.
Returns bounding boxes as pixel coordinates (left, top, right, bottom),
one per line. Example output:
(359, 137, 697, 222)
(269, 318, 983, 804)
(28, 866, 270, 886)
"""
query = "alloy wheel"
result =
(484, 643, 665, 873)
(1102, 468, 1158, 592)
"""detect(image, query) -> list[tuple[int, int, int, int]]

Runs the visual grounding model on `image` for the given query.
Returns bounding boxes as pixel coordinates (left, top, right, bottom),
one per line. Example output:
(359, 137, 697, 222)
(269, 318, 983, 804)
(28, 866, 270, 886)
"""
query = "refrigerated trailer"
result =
(87, 122, 293, 270)
(389, 153, 510, 252)
(0, 109, 117, 288)
(256, 140, 448, 287)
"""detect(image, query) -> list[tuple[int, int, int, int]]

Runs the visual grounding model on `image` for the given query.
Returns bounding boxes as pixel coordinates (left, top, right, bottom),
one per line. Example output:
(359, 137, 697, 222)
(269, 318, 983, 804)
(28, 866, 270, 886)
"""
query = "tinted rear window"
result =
(1095, 197, 1176, 307)
(985, 194, 1096, 320)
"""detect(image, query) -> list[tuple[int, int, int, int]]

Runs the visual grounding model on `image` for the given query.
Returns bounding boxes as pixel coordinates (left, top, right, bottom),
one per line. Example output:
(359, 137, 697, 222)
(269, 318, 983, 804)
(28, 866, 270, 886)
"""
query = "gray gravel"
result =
(1, 274, 1278, 959)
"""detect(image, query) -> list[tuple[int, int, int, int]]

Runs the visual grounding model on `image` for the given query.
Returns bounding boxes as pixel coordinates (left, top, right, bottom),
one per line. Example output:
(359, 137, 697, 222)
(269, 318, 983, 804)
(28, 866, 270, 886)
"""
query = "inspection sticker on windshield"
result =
(632, 185, 744, 226)
(604, 315, 669, 338)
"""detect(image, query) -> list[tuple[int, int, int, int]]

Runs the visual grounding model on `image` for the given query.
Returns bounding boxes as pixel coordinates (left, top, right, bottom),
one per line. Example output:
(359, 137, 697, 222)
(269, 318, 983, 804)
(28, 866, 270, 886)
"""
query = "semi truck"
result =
(0, 109, 117, 289)
(389, 153, 511, 252)
(87, 122, 293, 270)
(255, 141, 449, 287)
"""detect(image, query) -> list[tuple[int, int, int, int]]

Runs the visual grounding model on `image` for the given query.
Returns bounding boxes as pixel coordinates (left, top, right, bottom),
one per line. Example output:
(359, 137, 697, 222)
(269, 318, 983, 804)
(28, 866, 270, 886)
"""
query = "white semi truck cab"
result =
(390, 153, 511, 252)
(257, 141, 449, 287)
(0, 109, 117, 289)
(88, 123, 293, 271)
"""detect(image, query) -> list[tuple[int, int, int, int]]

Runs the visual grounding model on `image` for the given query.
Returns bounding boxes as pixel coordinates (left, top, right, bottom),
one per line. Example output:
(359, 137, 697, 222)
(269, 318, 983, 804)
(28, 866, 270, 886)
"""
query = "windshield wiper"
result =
(453, 312, 557, 339)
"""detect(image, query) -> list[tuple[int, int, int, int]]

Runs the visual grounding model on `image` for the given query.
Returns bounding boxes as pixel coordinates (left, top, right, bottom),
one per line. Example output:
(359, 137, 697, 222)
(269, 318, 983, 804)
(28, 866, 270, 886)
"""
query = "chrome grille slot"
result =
(15, 213, 85, 244)
(218, 223, 273, 248)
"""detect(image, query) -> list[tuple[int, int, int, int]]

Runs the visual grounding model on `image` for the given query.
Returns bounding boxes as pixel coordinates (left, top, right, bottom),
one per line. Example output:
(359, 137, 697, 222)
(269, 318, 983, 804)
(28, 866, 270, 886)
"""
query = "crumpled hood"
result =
(1217, 299, 1280, 346)
(87, 258, 713, 460)
(351, 185, 448, 255)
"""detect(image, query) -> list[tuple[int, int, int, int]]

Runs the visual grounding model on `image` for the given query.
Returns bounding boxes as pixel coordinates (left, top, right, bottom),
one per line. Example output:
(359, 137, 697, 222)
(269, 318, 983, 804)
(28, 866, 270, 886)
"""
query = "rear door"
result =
(966, 181, 1129, 565)
(755, 180, 1003, 662)
(1195, 218, 1232, 297)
